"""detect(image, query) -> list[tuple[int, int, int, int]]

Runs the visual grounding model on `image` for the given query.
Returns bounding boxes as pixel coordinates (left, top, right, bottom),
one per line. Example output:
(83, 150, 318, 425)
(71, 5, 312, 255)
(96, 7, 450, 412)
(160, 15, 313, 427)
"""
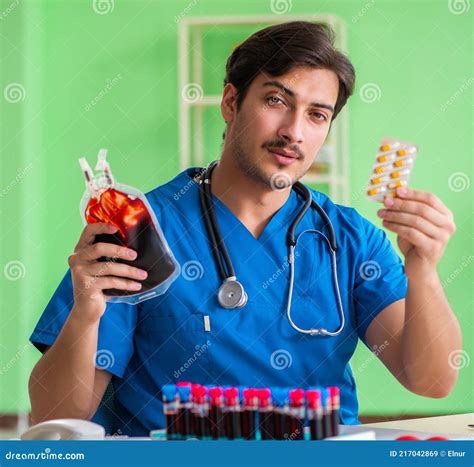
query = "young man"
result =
(29, 21, 460, 436)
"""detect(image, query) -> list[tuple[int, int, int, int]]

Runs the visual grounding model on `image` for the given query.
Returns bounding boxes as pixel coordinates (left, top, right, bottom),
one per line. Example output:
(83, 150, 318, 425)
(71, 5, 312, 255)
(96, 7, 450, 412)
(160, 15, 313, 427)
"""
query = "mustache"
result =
(264, 141, 304, 159)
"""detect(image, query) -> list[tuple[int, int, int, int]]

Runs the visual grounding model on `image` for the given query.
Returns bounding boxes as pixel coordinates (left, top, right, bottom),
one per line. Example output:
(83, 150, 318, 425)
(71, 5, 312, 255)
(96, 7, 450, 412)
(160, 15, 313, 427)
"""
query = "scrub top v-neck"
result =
(30, 167, 407, 436)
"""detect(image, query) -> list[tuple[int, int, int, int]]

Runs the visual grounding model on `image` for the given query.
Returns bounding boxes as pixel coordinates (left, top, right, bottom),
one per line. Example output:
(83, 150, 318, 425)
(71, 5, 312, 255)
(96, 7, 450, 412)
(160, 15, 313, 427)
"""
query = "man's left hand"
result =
(377, 186, 456, 278)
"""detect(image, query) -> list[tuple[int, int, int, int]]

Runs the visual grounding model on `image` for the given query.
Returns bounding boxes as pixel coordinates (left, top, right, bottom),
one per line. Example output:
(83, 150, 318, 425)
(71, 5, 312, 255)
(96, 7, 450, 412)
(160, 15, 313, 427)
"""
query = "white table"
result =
(341, 413, 474, 440)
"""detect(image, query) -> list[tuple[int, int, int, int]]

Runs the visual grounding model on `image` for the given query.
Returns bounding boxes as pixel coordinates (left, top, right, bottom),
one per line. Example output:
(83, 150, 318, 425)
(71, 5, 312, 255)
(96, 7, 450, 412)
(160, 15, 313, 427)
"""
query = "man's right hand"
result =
(68, 223, 148, 322)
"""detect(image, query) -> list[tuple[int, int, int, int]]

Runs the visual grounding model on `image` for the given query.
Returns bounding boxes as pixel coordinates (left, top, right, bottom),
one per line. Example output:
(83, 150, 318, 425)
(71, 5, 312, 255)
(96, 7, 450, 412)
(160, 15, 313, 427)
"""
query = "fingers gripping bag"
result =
(78, 149, 180, 304)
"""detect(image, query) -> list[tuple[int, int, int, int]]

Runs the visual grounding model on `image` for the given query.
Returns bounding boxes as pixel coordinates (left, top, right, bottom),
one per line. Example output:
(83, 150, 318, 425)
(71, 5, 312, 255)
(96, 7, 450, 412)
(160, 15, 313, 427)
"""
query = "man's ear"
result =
(221, 83, 238, 124)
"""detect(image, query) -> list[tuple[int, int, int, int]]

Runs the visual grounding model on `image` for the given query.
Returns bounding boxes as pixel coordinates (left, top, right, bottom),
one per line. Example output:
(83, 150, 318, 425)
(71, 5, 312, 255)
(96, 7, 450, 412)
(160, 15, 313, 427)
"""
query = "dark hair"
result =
(223, 21, 355, 122)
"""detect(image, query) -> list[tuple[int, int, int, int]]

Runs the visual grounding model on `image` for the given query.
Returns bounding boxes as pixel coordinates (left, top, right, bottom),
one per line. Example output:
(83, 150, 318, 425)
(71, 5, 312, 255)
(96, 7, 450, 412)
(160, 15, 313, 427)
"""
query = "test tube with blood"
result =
(280, 389, 292, 440)
(257, 388, 273, 440)
(161, 384, 178, 440)
(208, 387, 225, 440)
(328, 386, 340, 437)
(191, 384, 209, 439)
(269, 388, 281, 439)
(176, 382, 193, 440)
(288, 389, 305, 440)
(306, 389, 324, 440)
(241, 388, 258, 440)
(223, 387, 241, 440)
(321, 388, 332, 439)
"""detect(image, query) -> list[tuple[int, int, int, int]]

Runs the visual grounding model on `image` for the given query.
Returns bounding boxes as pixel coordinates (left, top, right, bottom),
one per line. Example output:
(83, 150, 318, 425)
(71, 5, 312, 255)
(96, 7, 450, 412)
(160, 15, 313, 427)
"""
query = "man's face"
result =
(223, 66, 339, 189)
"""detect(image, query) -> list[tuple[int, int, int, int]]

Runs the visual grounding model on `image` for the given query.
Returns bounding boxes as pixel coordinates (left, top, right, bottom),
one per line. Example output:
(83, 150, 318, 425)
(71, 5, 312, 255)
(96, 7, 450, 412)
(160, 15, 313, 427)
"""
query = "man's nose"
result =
(277, 112, 304, 145)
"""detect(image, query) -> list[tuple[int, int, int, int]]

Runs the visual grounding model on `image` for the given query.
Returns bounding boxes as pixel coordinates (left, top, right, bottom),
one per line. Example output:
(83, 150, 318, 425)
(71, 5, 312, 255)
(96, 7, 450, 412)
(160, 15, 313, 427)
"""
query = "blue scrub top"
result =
(30, 167, 407, 436)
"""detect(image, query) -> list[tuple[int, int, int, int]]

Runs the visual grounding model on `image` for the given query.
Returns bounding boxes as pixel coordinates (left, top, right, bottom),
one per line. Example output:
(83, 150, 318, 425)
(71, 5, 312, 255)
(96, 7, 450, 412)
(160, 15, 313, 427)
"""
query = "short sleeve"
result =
(352, 216, 407, 346)
(29, 269, 138, 378)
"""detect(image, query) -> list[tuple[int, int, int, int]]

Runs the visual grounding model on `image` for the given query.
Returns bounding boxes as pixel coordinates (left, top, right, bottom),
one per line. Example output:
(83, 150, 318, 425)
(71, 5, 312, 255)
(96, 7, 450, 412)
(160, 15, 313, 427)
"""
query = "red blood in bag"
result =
(85, 188, 177, 296)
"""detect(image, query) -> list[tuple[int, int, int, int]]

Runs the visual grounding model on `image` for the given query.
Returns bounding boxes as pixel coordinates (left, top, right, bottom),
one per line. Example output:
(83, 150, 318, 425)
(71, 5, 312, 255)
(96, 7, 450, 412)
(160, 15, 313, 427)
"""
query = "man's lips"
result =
(267, 147, 298, 159)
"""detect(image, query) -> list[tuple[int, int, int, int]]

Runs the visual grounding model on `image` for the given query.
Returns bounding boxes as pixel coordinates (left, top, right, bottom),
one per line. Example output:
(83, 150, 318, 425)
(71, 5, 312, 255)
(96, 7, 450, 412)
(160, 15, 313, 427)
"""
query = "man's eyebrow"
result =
(261, 80, 335, 114)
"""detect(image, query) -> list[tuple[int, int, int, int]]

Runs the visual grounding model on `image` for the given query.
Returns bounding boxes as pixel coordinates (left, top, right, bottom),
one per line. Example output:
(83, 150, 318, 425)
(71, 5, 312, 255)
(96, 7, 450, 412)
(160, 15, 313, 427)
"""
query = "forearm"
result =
(29, 306, 100, 423)
(402, 268, 462, 397)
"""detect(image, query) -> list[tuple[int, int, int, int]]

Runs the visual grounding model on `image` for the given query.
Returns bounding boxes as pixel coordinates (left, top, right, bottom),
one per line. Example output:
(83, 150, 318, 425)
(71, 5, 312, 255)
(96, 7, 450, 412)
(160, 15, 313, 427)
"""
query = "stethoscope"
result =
(197, 160, 345, 337)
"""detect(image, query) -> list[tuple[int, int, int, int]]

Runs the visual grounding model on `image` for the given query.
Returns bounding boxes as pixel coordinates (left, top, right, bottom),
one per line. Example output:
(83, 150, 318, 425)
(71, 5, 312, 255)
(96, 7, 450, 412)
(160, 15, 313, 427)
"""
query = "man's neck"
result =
(210, 157, 291, 239)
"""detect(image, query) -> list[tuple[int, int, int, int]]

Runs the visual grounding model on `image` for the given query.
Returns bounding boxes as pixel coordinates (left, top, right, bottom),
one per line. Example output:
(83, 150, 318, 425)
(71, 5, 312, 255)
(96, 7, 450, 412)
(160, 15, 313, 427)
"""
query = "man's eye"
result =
(266, 96, 283, 105)
(311, 112, 327, 122)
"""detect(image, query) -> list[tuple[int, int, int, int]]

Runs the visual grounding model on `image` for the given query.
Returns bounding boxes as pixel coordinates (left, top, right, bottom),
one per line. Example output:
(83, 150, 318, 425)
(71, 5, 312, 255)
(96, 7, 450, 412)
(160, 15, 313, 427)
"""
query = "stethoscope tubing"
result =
(197, 161, 346, 336)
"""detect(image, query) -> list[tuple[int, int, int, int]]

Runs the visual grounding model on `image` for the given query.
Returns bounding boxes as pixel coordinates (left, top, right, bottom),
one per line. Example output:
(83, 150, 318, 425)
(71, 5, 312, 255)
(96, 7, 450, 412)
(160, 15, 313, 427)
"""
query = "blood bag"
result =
(78, 149, 180, 304)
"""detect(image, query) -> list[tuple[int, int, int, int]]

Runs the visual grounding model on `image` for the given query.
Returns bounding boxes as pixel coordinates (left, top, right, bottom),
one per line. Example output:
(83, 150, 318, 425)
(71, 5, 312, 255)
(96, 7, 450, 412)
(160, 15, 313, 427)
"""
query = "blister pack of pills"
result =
(366, 137, 418, 203)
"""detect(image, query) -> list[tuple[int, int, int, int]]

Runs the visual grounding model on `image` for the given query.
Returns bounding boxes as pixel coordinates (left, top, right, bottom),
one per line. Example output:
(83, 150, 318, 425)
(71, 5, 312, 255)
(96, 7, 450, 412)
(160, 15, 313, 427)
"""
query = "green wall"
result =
(1, 0, 472, 417)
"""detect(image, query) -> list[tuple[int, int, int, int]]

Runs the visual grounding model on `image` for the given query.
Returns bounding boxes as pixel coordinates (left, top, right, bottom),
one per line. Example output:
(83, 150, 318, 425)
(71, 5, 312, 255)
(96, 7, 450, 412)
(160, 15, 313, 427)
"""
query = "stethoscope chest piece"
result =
(217, 277, 248, 309)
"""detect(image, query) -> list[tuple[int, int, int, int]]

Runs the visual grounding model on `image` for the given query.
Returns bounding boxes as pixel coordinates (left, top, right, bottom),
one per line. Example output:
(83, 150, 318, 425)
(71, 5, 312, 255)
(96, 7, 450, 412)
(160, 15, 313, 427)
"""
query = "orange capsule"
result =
(377, 155, 389, 163)
(368, 186, 387, 196)
(380, 144, 391, 152)
(374, 166, 386, 173)
(390, 171, 400, 178)
(388, 180, 405, 189)
(396, 147, 416, 156)
(393, 160, 403, 167)
(371, 177, 382, 184)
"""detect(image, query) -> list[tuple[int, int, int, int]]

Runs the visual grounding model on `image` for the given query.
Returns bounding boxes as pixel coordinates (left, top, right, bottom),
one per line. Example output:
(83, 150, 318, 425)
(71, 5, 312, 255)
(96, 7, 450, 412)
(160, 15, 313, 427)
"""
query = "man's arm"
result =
(29, 308, 112, 424)
(365, 293, 461, 398)
(365, 186, 461, 398)
(29, 222, 144, 424)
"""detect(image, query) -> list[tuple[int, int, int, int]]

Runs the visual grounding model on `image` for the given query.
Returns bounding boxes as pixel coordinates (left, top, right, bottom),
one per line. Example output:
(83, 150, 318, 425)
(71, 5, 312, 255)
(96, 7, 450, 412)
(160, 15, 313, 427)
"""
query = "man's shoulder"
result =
(144, 167, 201, 205)
(306, 185, 362, 223)
(305, 185, 385, 243)
(305, 186, 392, 258)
